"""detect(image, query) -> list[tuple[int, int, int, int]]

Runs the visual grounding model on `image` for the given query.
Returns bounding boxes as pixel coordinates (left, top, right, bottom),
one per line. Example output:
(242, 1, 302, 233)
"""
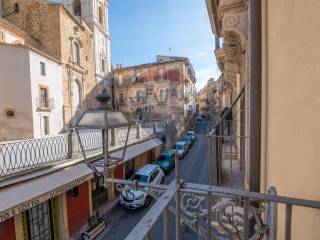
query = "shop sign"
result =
(0, 174, 92, 222)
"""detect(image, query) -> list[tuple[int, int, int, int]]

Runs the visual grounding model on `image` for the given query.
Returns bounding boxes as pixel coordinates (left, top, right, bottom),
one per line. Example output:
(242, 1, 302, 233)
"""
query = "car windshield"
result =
(158, 155, 166, 161)
(132, 174, 149, 183)
(176, 144, 184, 150)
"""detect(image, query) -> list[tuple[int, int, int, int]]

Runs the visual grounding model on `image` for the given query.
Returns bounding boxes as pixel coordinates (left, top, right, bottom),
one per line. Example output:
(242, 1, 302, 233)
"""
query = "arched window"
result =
(73, 0, 81, 16)
(98, 5, 104, 24)
(72, 42, 80, 64)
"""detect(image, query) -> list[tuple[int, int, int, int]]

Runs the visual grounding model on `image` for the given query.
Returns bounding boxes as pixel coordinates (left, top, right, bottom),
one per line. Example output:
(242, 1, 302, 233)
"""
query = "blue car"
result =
(180, 135, 193, 149)
(156, 150, 176, 174)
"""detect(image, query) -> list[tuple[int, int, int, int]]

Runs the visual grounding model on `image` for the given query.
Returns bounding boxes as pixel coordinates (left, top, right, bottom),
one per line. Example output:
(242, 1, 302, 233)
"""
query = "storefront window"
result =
(22, 199, 59, 240)
(92, 176, 108, 210)
(125, 159, 135, 179)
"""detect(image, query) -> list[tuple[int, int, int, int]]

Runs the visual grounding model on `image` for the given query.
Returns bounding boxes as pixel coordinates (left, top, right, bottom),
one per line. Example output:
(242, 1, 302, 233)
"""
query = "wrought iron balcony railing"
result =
(107, 151, 320, 240)
(36, 97, 54, 110)
(109, 176, 320, 240)
(0, 125, 154, 180)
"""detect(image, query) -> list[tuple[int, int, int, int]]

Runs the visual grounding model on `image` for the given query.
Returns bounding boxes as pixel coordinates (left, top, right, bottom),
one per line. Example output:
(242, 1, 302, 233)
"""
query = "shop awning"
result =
(110, 138, 162, 161)
(91, 138, 162, 173)
(0, 163, 94, 222)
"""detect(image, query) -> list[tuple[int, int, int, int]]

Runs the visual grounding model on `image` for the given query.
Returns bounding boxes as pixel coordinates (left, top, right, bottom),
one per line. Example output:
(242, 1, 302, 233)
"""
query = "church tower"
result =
(62, 0, 112, 85)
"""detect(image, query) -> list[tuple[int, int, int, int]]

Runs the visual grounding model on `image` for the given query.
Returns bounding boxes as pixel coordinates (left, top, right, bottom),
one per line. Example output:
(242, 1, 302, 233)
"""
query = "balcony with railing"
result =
(105, 84, 320, 239)
(36, 97, 54, 111)
(0, 125, 155, 181)
(129, 96, 147, 105)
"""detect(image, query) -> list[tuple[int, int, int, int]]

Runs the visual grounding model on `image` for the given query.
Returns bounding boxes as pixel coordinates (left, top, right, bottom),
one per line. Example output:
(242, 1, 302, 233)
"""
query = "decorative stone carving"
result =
(224, 15, 239, 28)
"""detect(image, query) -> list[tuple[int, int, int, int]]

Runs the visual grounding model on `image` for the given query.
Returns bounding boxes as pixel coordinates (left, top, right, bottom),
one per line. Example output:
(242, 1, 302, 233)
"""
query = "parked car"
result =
(186, 131, 196, 142)
(196, 116, 204, 122)
(119, 164, 164, 209)
(172, 141, 188, 159)
(156, 150, 176, 174)
(180, 135, 193, 148)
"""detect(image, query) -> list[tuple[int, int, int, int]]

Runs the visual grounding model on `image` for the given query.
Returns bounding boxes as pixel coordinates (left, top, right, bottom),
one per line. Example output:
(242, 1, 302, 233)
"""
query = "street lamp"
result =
(74, 82, 132, 188)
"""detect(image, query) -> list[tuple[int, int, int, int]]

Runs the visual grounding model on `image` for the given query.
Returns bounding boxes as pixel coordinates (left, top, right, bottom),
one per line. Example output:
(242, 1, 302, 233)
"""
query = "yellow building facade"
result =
(207, 0, 320, 238)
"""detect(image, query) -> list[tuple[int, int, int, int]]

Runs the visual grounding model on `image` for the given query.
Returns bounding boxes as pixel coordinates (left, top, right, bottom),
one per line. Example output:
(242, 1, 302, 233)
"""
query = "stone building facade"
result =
(207, 0, 320, 238)
(1, 0, 97, 126)
(206, 0, 249, 187)
(197, 78, 221, 117)
(0, 18, 39, 46)
(62, 0, 112, 89)
(113, 55, 197, 130)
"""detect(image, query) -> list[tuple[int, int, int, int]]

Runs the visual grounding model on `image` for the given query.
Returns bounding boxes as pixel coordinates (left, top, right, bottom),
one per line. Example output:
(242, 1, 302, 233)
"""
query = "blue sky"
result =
(109, 0, 220, 90)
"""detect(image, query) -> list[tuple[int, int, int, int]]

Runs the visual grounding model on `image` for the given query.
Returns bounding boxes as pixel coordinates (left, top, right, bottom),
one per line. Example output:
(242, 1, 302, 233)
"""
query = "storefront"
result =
(21, 199, 59, 240)
(91, 175, 108, 211)
(0, 163, 94, 240)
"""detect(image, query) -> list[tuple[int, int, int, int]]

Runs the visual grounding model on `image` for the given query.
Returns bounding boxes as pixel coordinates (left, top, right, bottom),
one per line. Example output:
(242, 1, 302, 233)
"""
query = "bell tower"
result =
(61, 0, 111, 84)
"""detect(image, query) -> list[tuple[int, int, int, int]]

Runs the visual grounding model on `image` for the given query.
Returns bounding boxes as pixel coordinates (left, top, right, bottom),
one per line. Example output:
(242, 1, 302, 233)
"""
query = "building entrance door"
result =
(23, 199, 59, 240)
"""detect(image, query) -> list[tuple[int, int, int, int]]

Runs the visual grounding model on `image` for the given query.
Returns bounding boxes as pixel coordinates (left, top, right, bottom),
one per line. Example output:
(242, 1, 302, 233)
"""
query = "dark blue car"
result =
(180, 135, 193, 149)
(156, 150, 175, 174)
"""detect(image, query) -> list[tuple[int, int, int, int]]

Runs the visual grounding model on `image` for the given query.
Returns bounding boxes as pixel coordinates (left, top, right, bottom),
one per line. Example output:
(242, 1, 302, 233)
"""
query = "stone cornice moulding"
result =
(219, 0, 247, 18)
(222, 12, 248, 52)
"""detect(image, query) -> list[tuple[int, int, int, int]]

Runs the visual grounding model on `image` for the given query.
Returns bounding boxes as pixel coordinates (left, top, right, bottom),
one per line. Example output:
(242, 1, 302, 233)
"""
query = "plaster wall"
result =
(29, 50, 63, 138)
(261, 0, 320, 239)
(0, 46, 33, 141)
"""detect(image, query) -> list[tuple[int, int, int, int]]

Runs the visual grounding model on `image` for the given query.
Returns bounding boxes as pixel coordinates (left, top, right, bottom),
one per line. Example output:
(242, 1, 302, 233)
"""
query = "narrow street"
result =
(98, 121, 209, 240)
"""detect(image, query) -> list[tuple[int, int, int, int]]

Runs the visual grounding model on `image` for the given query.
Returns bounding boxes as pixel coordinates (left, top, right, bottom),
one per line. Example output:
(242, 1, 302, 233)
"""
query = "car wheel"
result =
(144, 195, 152, 208)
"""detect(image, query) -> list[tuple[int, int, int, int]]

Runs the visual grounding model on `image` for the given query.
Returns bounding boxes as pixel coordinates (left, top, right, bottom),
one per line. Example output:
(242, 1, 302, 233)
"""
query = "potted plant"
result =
(82, 212, 107, 240)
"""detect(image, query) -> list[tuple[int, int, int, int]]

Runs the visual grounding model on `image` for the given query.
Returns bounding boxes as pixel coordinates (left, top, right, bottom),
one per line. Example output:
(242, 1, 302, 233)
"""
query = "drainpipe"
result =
(249, 0, 262, 192)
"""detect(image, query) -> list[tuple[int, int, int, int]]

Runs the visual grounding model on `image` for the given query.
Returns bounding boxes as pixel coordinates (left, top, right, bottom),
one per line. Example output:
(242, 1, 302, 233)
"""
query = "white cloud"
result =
(195, 68, 216, 90)
(191, 51, 208, 59)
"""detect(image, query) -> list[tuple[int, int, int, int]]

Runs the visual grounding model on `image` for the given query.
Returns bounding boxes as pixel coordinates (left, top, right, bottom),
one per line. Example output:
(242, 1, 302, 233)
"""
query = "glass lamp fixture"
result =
(74, 82, 132, 187)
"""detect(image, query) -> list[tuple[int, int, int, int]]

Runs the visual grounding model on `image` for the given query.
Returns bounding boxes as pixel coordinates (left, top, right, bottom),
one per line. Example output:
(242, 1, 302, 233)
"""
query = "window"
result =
(72, 42, 80, 64)
(26, 201, 54, 239)
(101, 58, 105, 72)
(119, 93, 124, 105)
(40, 62, 46, 76)
(159, 89, 166, 102)
(40, 87, 49, 108)
(73, 0, 81, 16)
(136, 90, 144, 102)
(4, 108, 16, 119)
(118, 75, 123, 86)
(98, 6, 104, 24)
(42, 116, 49, 135)
(14, 3, 19, 13)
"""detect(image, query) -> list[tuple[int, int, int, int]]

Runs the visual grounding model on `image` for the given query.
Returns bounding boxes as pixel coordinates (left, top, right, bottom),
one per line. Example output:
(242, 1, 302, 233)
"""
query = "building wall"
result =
(29, 50, 63, 138)
(66, 182, 90, 237)
(62, 0, 111, 87)
(2, 0, 62, 60)
(113, 59, 196, 125)
(59, 7, 96, 124)
(0, 46, 33, 141)
(2, 0, 97, 126)
(0, 218, 15, 240)
(261, 0, 320, 239)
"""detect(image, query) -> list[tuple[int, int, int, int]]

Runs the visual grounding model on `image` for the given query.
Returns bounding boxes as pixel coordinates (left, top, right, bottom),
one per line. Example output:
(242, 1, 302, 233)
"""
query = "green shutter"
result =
(21, 212, 29, 240)
(50, 198, 59, 240)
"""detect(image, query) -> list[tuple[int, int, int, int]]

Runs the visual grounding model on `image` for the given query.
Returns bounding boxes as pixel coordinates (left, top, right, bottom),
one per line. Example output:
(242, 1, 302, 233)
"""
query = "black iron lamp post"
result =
(74, 82, 132, 188)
